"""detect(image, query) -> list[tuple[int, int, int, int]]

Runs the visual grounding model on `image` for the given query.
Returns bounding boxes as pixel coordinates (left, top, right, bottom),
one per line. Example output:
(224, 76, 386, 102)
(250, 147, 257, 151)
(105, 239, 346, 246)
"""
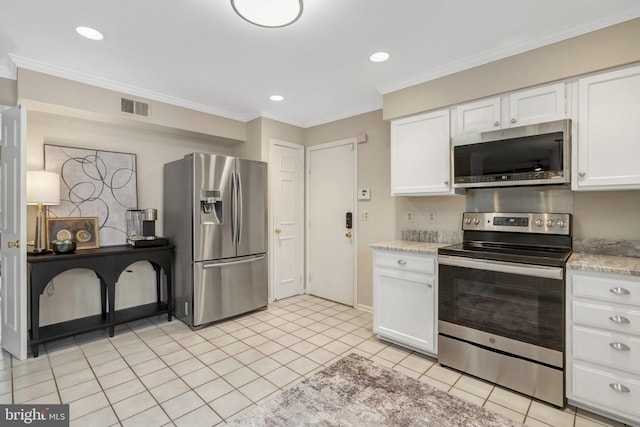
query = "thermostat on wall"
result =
(358, 188, 371, 200)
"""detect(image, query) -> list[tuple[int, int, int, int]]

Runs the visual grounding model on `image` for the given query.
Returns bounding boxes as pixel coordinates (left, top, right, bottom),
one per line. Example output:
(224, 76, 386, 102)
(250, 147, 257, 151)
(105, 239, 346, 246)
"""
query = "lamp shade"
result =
(27, 170, 60, 205)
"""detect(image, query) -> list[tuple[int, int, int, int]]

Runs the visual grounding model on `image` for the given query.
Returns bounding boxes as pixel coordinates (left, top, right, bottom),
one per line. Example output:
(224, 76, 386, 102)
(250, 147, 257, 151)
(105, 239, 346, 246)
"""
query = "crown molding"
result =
(260, 99, 382, 129)
(9, 54, 254, 123)
(378, 9, 640, 95)
(0, 56, 17, 79)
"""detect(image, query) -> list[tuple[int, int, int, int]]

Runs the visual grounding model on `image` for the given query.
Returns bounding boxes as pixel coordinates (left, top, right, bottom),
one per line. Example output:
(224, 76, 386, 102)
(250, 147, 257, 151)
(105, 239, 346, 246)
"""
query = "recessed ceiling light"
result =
(270, 95, 285, 102)
(369, 51, 390, 63)
(76, 26, 104, 40)
(231, 0, 303, 28)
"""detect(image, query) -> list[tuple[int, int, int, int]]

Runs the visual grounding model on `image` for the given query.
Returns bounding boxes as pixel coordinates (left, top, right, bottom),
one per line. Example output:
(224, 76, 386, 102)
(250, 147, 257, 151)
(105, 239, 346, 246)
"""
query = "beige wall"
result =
(234, 117, 304, 162)
(395, 196, 466, 236)
(384, 18, 640, 119)
(26, 110, 236, 325)
(305, 110, 395, 309)
(573, 191, 640, 240)
(0, 76, 17, 105)
(18, 69, 246, 143)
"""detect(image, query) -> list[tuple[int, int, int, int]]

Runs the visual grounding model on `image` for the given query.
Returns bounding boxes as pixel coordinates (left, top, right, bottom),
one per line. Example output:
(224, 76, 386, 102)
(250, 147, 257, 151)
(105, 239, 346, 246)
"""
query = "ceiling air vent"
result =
(120, 98, 150, 118)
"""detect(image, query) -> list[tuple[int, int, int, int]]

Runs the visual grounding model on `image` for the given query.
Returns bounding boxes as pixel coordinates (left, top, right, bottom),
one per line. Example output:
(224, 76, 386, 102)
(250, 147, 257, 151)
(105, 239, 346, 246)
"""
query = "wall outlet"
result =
(407, 212, 414, 222)
(426, 211, 437, 223)
(360, 210, 369, 221)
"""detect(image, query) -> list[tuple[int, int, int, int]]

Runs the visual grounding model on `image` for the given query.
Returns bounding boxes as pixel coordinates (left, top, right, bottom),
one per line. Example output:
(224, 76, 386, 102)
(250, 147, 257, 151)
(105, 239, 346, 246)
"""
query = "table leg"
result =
(167, 266, 172, 322)
(100, 277, 108, 319)
(108, 281, 116, 337)
(153, 264, 162, 304)
(30, 273, 41, 357)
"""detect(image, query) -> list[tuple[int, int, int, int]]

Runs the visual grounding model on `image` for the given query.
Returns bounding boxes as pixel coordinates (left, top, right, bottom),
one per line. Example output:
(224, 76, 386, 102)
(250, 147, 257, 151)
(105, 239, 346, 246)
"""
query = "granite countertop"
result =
(567, 252, 640, 277)
(370, 240, 453, 255)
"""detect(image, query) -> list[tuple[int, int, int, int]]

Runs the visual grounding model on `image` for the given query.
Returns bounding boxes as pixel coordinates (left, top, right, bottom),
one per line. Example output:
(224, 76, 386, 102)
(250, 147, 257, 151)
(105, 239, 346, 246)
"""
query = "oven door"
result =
(438, 254, 564, 364)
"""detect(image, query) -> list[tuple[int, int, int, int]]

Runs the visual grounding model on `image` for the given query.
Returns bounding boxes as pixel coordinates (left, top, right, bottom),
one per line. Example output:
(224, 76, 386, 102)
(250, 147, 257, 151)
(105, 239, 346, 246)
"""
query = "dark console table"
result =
(27, 245, 173, 357)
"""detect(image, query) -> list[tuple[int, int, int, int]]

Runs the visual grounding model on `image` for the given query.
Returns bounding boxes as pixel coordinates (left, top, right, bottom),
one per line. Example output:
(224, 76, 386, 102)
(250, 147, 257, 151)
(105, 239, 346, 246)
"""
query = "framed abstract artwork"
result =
(44, 144, 138, 246)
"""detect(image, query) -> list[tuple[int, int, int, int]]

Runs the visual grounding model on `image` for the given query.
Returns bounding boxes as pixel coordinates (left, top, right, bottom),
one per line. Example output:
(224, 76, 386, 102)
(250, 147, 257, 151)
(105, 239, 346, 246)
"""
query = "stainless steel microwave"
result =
(452, 119, 570, 188)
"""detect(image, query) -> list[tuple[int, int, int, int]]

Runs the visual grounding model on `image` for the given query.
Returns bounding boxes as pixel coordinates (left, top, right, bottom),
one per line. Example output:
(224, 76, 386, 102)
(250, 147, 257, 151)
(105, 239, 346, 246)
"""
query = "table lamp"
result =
(27, 170, 60, 255)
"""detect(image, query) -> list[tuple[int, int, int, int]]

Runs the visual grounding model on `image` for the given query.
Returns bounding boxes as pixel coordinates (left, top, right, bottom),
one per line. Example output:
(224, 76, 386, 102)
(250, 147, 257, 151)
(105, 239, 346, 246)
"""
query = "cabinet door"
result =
(508, 83, 566, 127)
(373, 267, 436, 354)
(575, 66, 640, 190)
(390, 109, 452, 196)
(454, 97, 501, 135)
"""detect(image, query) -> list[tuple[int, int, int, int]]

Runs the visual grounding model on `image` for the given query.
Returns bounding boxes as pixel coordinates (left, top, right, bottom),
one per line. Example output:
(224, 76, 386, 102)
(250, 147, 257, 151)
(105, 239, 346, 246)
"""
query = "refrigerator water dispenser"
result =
(200, 189, 222, 224)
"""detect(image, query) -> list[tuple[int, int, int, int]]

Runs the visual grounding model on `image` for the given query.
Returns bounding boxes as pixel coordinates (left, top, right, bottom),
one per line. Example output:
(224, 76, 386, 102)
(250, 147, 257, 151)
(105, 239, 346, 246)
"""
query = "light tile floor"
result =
(0, 294, 631, 426)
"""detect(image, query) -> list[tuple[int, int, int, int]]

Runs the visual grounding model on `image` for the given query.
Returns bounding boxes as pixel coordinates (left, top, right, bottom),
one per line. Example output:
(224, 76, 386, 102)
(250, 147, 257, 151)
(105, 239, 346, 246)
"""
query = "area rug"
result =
(230, 353, 522, 426)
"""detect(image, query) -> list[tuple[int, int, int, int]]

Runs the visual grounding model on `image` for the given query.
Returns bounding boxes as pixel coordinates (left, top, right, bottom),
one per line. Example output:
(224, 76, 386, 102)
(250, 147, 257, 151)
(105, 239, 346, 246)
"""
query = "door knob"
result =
(275, 228, 282, 235)
(7, 240, 20, 248)
(345, 232, 352, 238)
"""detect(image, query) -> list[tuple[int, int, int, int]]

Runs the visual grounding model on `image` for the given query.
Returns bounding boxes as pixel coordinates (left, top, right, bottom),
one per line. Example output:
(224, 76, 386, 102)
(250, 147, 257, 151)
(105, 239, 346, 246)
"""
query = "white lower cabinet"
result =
(373, 250, 437, 356)
(567, 269, 640, 424)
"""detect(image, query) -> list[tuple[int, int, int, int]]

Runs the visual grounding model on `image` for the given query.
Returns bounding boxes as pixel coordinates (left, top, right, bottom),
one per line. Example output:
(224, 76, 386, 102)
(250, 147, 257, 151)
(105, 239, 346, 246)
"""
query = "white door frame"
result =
(1, 105, 28, 360)
(305, 137, 358, 306)
(269, 138, 305, 301)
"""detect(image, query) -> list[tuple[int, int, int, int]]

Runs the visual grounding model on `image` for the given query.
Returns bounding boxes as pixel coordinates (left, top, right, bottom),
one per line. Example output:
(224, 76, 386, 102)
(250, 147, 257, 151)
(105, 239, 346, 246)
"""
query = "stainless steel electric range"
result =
(438, 212, 572, 407)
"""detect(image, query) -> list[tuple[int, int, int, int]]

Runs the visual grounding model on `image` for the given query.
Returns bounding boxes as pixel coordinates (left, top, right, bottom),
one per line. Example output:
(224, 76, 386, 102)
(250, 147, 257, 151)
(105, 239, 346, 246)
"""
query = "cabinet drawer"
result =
(572, 364, 640, 419)
(573, 301, 640, 335)
(573, 326, 640, 374)
(374, 251, 435, 275)
(572, 272, 640, 306)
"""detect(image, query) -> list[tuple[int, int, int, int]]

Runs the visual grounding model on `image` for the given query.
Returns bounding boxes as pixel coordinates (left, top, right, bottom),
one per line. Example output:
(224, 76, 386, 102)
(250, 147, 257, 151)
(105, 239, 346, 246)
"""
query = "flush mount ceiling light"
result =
(369, 51, 390, 63)
(270, 95, 285, 101)
(76, 26, 104, 40)
(231, 0, 303, 28)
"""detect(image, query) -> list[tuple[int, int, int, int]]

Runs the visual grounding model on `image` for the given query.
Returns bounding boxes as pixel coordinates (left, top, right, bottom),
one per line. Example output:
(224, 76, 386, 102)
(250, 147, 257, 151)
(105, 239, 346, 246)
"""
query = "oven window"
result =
(439, 265, 563, 351)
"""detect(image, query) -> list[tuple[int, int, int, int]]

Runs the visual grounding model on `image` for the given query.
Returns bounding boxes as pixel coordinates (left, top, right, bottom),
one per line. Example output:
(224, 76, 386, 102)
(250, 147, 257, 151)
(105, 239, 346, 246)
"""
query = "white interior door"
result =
(307, 138, 356, 306)
(1, 105, 28, 360)
(270, 139, 304, 301)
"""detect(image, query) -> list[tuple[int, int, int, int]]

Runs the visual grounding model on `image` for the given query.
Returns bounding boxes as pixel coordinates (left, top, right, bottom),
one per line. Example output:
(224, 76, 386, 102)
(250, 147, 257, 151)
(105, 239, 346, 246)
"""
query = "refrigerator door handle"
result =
(202, 254, 265, 268)
(237, 171, 243, 246)
(231, 170, 238, 246)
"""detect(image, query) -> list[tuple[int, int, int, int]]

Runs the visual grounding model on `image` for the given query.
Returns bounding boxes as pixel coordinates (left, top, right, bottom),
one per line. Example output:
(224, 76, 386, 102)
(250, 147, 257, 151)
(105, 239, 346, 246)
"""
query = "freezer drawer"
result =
(193, 254, 267, 327)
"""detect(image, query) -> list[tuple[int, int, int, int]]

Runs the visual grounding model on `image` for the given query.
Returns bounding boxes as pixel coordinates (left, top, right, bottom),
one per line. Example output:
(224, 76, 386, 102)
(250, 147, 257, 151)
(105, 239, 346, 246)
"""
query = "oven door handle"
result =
(438, 255, 563, 280)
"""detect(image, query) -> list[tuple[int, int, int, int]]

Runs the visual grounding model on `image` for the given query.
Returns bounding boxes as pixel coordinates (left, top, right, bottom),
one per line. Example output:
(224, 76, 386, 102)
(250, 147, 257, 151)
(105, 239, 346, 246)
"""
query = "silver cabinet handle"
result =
(493, 121, 500, 127)
(609, 315, 630, 324)
(444, 180, 449, 185)
(397, 259, 407, 266)
(578, 171, 586, 178)
(609, 383, 630, 393)
(610, 287, 631, 296)
(510, 118, 517, 123)
(610, 342, 631, 351)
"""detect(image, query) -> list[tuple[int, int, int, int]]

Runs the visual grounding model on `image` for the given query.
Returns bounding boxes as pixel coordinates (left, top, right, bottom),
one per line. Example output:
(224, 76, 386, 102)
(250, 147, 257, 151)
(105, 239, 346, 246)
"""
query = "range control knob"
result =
(556, 219, 566, 228)
(464, 217, 472, 225)
(534, 219, 544, 227)
(473, 217, 480, 225)
(546, 219, 555, 227)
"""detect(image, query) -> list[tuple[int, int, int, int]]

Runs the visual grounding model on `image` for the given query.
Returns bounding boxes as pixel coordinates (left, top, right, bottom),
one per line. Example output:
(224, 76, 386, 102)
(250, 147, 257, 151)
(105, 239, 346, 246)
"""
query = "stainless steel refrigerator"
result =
(163, 153, 267, 328)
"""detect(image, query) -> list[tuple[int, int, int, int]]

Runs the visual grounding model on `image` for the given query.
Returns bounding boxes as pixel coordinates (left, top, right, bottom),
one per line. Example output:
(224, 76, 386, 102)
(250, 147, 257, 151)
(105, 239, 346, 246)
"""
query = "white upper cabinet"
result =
(574, 65, 640, 191)
(454, 97, 501, 135)
(454, 82, 566, 135)
(390, 109, 453, 196)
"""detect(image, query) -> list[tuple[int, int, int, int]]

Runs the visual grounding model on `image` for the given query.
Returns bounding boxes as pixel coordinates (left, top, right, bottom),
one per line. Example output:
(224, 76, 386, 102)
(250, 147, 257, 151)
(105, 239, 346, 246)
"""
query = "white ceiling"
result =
(1, 1, 640, 128)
